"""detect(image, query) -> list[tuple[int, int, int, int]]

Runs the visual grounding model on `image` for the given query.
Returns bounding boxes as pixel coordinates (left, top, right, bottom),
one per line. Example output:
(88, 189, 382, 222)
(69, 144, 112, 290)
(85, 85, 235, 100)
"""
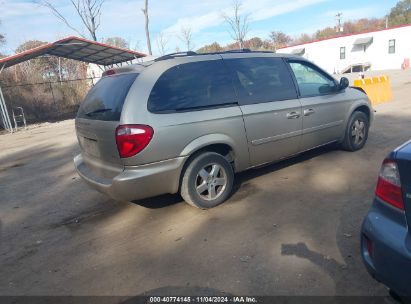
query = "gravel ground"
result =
(1, 72, 411, 297)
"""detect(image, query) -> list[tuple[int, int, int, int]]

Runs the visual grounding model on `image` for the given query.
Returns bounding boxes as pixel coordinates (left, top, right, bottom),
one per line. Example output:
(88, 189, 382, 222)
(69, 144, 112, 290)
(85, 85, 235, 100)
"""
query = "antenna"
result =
(335, 13, 343, 33)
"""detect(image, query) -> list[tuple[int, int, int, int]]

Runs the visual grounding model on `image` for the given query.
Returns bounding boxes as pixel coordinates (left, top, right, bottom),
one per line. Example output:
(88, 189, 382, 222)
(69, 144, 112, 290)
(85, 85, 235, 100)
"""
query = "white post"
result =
(0, 84, 13, 133)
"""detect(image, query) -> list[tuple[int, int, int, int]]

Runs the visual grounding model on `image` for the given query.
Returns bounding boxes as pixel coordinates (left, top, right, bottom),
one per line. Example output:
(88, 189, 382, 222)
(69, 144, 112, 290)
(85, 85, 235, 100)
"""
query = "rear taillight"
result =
(103, 69, 116, 76)
(115, 125, 153, 158)
(375, 159, 404, 210)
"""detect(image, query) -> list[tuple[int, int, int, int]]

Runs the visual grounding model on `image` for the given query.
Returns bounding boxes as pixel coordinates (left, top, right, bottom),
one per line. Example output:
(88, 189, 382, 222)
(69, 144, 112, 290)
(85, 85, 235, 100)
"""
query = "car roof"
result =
(105, 50, 304, 76)
(153, 50, 301, 61)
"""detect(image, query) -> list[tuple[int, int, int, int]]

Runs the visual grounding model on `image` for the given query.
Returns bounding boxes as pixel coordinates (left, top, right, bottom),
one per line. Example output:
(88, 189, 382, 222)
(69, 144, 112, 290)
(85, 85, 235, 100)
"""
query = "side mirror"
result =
(339, 77, 349, 90)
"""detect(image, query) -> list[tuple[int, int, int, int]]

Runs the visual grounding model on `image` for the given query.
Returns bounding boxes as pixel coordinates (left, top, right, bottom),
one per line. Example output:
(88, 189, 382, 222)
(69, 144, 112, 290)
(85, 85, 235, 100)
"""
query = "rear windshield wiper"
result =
(85, 108, 112, 116)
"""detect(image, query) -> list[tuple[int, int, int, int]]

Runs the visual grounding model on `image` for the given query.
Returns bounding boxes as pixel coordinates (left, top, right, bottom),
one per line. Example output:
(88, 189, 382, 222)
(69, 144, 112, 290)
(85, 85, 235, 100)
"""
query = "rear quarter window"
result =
(147, 60, 236, 113)
(77, 73, 138, 121)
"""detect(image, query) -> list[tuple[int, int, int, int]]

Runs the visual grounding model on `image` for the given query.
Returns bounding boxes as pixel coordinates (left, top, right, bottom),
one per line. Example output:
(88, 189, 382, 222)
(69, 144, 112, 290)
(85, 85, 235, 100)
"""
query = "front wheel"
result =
(180, 152, 234, 209)
(341, 111, 369, 151)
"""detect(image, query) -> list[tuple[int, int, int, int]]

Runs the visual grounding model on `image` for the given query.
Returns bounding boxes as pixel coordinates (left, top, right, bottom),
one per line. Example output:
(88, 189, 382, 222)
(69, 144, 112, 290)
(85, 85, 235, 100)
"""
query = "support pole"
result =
(0, 91, 8, 130)
(49, 82, 58, 119)
(0, 88, 12, 132)
(0, 84, 13, 133)
(0, 64, 14, 133)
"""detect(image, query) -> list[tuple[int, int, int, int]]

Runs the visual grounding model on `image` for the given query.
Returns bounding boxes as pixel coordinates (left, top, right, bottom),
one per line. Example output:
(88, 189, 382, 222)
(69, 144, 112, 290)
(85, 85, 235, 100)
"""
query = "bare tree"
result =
(222, 0, 250, 49)
(104, 37, 129, 48)
(0, 20, 5, 46)
(141, 0, 152, 55)
(39, 0, 105, 41)
(179, 26, 194, 51)
(155, 32, 169, 55)
(129, 40, 142, 52)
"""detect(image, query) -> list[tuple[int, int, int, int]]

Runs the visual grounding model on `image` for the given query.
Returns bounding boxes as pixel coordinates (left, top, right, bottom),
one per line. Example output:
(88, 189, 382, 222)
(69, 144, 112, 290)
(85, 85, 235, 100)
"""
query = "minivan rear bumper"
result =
(74, 154, 188, 202)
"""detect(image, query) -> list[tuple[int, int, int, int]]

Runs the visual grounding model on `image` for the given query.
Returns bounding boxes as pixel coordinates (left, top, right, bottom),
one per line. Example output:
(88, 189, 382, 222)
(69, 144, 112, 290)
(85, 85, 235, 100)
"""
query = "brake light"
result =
(375, 159, 404, 210)
(103, 69, 116, 76)
(115, 125, 153, 158)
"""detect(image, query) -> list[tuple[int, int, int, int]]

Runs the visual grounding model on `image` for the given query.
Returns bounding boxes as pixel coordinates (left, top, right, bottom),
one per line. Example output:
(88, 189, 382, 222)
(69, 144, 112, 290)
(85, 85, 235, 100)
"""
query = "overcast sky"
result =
(0, 0, 399, 55)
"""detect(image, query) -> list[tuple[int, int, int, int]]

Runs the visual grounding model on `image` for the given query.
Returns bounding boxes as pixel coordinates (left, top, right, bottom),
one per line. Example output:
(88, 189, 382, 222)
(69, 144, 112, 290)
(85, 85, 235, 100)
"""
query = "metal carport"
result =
(0, 36, 146, 133)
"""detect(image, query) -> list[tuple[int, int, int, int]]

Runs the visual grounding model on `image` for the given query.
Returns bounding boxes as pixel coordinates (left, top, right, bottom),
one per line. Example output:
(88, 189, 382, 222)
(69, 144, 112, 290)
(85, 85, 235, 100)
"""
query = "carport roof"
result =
(0, 36, 146, 70)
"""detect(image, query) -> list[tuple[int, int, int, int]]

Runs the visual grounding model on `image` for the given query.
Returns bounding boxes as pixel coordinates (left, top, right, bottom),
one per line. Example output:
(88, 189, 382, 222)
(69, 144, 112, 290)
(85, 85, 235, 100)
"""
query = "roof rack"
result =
(154, 51, 197, 62)
(199, 49, 275, 55)
(154, 49, 276, 62)
(221, 49, 251, 53)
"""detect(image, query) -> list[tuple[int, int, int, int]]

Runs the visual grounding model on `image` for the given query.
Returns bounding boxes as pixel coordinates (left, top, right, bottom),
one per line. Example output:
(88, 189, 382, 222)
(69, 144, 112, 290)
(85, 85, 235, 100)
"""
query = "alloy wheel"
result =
(195, 163, 227, 201)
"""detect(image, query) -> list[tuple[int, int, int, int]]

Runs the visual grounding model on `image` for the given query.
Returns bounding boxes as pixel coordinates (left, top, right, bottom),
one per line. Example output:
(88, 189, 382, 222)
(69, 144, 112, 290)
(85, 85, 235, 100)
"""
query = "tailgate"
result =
(75, 72, 139, 178)
(75, 119, 123, 179)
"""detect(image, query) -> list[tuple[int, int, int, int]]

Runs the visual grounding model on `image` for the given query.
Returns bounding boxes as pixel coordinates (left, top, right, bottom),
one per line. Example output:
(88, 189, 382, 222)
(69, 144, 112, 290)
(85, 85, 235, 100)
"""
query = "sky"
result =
(0, 0, 400, 56)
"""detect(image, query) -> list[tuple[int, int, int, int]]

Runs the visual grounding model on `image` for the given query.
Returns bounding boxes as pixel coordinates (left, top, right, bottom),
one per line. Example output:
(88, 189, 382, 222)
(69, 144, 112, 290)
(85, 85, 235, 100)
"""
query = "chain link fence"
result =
(1, 77, 100, 127)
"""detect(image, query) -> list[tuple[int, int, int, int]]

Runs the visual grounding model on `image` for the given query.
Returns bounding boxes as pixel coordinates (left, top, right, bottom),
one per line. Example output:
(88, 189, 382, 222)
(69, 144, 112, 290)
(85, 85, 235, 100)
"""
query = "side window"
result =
(289, 61, 337, 97)
(340, 47, 346, 60)
(388, 39, 396, 54)
(148, 60, 236, 113)
(224, 57, 297, 105)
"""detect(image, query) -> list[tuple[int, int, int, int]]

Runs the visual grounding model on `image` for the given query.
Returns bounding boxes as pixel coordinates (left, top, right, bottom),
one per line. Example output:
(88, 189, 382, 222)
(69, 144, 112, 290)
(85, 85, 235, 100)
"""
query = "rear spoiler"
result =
(102, 65, 147, 77)
(102, 66, 135, 77)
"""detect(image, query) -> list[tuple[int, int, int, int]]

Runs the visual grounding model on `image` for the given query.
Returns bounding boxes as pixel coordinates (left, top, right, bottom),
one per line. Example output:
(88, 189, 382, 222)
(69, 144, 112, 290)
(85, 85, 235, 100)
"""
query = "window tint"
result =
(77, 73, 138, 121)
(289, 61, 337, 97)
(224, 57, 297, 105)
(148, 60, 236, 113)
(389, 39, 396, 54)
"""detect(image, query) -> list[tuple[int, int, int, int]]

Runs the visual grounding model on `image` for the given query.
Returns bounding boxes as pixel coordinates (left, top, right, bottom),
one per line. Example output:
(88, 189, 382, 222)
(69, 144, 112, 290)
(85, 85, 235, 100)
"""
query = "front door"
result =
(222, 55, 302, 166)
(288, 60, 352, 151)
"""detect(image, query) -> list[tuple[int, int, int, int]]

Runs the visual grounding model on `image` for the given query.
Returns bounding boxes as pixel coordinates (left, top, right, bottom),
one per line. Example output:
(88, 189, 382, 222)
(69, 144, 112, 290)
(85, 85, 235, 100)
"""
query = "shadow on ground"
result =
(1, 109, 410, 296)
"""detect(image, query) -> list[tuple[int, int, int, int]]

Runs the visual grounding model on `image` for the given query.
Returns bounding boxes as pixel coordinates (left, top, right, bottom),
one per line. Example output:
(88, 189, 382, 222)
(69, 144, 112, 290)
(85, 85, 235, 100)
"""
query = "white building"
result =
(278, 24, 411, 74)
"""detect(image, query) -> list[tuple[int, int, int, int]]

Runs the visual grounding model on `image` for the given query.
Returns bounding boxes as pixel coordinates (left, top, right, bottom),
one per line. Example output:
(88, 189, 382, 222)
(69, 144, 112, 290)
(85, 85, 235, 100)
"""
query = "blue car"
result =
(362, 139, 411, 297)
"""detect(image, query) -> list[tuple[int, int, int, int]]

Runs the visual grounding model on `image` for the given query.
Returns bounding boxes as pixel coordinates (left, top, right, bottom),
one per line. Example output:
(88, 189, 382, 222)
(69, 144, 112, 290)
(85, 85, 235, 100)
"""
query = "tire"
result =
(180, 152, 234, 209)
(341, 111, 369, 152)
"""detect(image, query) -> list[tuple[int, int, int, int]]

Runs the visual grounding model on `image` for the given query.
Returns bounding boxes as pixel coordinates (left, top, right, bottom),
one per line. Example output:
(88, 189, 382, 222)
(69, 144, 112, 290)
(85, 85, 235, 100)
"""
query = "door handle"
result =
(304, 108, 315, 116)
(286, 111, 301, 119)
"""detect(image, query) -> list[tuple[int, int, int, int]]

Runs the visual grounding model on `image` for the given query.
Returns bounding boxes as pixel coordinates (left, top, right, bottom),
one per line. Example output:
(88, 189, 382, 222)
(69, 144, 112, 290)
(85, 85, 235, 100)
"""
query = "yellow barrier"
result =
(353, 75, 392, 106)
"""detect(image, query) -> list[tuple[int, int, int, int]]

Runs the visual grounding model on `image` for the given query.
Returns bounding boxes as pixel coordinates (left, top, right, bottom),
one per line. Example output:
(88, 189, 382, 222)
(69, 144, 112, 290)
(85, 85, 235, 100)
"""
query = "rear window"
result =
(147, 60, 236, 113)
(77, 73, 138, 121)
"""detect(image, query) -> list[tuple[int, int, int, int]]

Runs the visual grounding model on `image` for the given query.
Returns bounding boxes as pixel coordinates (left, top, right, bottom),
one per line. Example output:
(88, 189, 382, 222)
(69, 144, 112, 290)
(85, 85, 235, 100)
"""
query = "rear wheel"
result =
(180, 152, 234, 209)
(341, 111, 369, 151)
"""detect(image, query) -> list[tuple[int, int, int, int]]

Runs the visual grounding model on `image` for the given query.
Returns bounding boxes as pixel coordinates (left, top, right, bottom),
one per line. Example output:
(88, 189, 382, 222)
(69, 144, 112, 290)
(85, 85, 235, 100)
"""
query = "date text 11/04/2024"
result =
(148, 296, 258, 303)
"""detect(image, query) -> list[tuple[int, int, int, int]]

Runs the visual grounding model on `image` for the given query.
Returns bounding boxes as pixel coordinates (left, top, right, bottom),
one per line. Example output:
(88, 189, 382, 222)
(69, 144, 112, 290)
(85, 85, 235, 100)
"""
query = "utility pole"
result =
(335, 13, 343, 33)
(142, 0, 152, 55)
